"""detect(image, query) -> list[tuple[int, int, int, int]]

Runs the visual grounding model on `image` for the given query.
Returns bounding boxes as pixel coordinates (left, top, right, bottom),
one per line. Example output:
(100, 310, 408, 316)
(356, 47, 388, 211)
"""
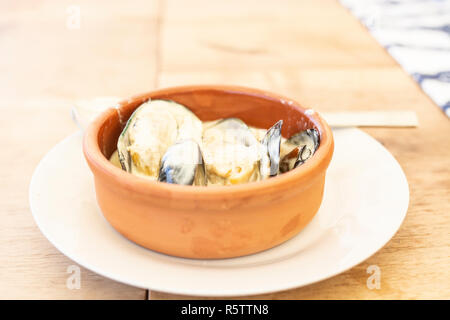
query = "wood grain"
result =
(0, 0, 448, 299)
(152, 0, 450, 300)
(0, 0, 159, 299)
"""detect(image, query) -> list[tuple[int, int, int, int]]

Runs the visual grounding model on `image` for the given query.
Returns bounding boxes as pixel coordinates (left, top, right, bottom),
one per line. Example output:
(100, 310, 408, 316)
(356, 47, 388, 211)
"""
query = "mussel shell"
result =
(279, 128, 320, 173)
(117, 105, 142, 172)
(158, 140, 206, 185)
(295, 145, 313, 166)
(260, 120, 283, 178)
(287, 128, 319, 152)
(279, 145, 313, 172)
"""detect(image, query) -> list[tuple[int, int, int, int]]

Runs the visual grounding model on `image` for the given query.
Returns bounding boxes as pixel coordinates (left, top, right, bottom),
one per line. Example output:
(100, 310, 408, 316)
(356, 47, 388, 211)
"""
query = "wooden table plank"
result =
(1, 0, 448, 299)
(0, 0, 159, 299)
(151, 0, 450, 299)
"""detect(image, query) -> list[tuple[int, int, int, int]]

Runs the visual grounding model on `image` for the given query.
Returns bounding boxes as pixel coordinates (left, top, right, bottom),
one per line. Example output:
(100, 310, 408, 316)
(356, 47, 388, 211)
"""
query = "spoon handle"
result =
(322, 111, 418, 128)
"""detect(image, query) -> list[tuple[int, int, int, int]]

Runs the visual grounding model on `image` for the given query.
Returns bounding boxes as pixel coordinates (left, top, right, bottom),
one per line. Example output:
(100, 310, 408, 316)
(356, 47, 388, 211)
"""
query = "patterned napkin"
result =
(341, 0, 450, 117)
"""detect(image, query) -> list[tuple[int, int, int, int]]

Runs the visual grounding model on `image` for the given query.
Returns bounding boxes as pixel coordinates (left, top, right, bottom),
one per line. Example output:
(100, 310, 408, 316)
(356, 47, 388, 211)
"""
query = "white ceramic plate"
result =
(29, 128, 409, 297)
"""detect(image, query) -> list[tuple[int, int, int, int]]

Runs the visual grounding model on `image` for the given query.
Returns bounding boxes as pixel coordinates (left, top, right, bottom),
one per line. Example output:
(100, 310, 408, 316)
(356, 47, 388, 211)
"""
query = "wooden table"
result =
(1, 0, 448, 299)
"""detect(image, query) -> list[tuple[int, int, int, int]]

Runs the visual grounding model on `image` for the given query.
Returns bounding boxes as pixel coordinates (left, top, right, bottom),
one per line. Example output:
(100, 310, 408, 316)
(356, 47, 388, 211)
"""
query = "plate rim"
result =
(29, 128, 409, 297)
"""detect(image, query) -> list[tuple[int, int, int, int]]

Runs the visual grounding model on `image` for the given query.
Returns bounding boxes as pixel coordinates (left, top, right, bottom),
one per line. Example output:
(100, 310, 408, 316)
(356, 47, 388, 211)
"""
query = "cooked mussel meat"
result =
(202, 118, 260, 185)
(117, 99, 202, 179)
(158, 140, 206, 185)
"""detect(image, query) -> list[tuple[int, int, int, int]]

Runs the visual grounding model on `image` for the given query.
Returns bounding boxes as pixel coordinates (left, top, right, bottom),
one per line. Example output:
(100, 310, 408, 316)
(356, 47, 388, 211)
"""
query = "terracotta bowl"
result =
(83, 85, 334, 259)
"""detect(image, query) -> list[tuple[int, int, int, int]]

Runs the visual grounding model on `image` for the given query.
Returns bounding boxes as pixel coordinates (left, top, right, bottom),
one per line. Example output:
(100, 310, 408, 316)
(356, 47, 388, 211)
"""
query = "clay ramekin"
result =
(83, 85, 334, 259)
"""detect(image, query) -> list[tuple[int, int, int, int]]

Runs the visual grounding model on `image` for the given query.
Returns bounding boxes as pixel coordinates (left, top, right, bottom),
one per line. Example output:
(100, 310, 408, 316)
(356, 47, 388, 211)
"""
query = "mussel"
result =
(202, 118, 260, 185)
(279, 128, 320, 173)
(158, 140, 206, 185)
(116, 98, 320, 184)
(117, 99, 202, 179)
(260, 120, 283, 178)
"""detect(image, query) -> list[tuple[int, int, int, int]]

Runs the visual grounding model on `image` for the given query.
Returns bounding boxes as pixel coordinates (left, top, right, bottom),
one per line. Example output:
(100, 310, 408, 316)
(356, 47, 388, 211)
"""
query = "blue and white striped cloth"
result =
(341, 0, 450, 117)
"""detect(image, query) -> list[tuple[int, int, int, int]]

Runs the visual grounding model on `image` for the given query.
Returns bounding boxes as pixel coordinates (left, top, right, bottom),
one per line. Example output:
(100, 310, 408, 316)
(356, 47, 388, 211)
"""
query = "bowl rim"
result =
(83, 85, 334, 199)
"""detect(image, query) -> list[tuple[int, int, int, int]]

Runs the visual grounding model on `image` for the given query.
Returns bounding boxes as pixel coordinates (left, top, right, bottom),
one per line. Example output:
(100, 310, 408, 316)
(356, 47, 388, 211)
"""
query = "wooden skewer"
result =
(321, 111, 418, 128)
